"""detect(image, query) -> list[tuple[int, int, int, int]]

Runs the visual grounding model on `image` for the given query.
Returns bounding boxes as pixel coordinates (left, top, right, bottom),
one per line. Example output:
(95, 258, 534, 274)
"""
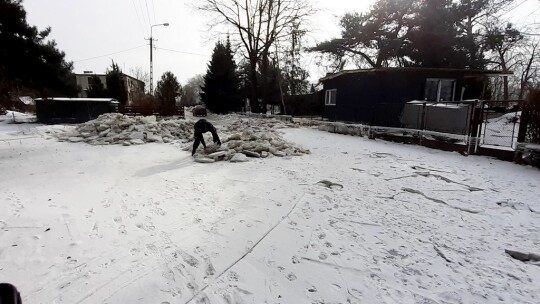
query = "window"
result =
(325, 89, 337, 106)
(425, 78, 456, 102)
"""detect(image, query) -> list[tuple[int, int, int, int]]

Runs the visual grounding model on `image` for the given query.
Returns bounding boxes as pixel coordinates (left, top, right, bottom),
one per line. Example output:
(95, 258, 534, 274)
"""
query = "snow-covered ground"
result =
(1, 115, 540, 304)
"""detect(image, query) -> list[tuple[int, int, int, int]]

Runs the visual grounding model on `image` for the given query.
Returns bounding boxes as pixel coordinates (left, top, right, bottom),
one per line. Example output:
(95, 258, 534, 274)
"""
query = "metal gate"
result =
(479, 101, 521, 150)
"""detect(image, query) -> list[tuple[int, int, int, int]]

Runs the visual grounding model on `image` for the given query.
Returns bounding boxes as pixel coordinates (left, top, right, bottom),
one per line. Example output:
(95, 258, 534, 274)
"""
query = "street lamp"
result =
(148, 23, 169, 95)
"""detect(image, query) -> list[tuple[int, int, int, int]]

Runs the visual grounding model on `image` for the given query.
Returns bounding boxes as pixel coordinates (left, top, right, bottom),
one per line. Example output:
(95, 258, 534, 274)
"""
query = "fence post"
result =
(474, 100, 485, 154)
(467, 101, 475, 155)
(517, 106, 530, 143)
(420, 102, 427, 146)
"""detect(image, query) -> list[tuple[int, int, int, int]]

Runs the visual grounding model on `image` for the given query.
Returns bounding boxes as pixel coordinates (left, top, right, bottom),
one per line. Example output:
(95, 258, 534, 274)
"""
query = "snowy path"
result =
(1, 125, 539, 303)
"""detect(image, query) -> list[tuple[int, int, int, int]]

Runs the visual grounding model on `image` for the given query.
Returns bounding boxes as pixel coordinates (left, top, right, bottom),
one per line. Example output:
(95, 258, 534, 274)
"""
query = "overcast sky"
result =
(23, 0, 539, 86)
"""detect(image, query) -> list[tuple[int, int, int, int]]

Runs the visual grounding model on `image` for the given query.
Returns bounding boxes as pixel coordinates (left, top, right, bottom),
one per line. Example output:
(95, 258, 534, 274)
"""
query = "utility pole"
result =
(146, 23, 169, 95)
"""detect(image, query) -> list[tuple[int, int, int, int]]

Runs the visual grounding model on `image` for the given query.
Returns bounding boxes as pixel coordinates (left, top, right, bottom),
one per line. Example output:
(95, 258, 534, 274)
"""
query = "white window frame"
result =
(425, 78, 456, 102)
(325, 89, 337, 106)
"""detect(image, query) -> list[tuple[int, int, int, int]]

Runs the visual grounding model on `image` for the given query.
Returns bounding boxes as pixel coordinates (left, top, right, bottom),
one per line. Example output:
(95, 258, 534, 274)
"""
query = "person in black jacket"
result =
(192, 119, 221, 155)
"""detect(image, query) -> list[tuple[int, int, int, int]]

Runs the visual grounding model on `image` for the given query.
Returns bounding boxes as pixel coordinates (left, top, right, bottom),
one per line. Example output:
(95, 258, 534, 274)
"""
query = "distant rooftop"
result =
(75, 73, 143, 83)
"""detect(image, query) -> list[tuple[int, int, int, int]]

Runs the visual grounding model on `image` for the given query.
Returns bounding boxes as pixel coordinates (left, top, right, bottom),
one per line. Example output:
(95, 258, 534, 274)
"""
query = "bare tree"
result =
(518, 39, 540, 99)
(198, 0, 314, 113)
(484, 22, 524, 100)
(129, 66, 150, 94)
(181, 74, 205, 106)
(456, 0, 515, 68)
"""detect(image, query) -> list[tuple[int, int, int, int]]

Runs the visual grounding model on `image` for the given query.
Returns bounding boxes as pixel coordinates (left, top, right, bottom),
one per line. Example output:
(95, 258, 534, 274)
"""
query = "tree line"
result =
(311, 0, 539, 101)
(2, 0, 539, 114)
(0, 0, 184, 111)
(0, 0, 78, 108)
(198, 0, 539, 112)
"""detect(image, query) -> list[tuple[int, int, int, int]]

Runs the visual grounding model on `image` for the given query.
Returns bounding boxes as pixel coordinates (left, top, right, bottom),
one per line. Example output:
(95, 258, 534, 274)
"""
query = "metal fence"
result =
(370, 100, 522, 151)
(478, 101, 521, 150)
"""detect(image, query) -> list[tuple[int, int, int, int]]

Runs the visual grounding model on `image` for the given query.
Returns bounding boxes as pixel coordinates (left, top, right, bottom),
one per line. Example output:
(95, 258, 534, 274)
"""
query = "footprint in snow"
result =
(205, 259, 216, 276)
(162, 269, 175, 281)
(175, 250, 200, 268)
(146, 243, 158, 254)
(101, 199, 111, 208)
(287, 273, 297, 281)
(228, 271, 240, 282)
(118, 225, 127, 235)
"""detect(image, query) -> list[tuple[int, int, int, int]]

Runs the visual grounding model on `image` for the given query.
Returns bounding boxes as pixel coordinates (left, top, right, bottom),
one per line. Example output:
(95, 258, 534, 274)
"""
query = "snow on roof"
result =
(18, 96, 35, 105)
(405, 100, 472, 108)
(320, 67, 513, 82)
(35, 98, 119, 104)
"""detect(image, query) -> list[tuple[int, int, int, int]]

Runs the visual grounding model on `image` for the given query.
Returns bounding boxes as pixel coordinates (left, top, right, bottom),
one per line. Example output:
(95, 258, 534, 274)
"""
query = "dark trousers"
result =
(192, 133, 207, 155)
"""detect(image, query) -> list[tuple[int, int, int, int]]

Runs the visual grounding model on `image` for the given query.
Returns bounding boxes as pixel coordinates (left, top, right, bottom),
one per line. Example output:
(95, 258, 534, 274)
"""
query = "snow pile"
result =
(0, 111, 36, 124)
(47, 113, 310, 162)
(191, 128, 310, 163)
(50, 113, 193, 146)
(190, 117, 309, 163)
(220, 114, 297, 130)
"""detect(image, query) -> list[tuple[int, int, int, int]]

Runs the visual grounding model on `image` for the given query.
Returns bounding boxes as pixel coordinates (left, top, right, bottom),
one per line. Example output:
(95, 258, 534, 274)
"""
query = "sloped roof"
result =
(18, 96, 35, 105)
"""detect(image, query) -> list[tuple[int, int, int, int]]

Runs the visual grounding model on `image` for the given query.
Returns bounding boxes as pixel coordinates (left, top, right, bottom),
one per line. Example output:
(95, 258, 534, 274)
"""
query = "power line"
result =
(151, 0, 157, 24)
(524, 5, 540, 19)
(137, 0, 149, 30)
(499, 0, 529, 17)
(131, 0, 147, 37)
(144, 0, 153, 26)
(74, 45, 147, 62)
(154, 47, 210, 58)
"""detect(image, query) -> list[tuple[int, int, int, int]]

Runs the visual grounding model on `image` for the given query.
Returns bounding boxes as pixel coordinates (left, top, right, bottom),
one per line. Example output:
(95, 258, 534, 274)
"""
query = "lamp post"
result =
(148, 23, 169, 95)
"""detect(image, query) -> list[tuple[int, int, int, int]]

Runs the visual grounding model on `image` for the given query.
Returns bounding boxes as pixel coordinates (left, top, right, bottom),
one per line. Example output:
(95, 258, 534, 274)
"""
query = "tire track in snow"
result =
(184, 192, 307, 304)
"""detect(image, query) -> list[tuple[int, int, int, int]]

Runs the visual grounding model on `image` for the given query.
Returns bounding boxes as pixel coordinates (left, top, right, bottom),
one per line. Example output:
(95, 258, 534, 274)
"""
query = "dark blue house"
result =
(320, 67, 510, 126)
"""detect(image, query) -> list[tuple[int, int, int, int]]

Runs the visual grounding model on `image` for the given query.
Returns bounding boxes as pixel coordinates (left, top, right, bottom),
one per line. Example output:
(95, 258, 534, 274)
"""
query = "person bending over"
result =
(192, 119, 221, 156)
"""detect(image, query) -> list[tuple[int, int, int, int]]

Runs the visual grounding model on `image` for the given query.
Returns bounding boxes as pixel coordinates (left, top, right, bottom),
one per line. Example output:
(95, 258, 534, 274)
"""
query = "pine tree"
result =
(105, 61, 127, 106)
(156, 71, 182, 108)
(310, 0, 504, 69)
(200, 38, 242, 114)
(406, 0, 469, 68)
(87, 75, 106, 98)
(0, 0, 78, 103)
